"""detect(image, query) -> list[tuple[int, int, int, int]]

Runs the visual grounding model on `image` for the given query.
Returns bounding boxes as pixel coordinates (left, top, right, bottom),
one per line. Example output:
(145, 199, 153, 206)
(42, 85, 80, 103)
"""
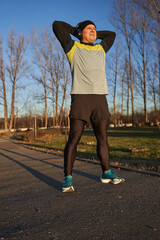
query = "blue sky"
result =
(0, 0, 158, 119)
(1, 0, 114, 38)
(0, 0, 117, 116)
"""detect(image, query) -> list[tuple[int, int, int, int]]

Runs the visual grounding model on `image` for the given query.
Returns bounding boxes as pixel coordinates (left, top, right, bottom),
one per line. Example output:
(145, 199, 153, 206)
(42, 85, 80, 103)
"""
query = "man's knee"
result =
(96, 134, 107, 143)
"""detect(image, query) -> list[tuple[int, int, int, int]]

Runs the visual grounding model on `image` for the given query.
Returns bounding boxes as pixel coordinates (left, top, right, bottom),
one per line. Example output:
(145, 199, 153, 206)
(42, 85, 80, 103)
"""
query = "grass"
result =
(107, 128, 160, 171)
(13, 127, 160, 172)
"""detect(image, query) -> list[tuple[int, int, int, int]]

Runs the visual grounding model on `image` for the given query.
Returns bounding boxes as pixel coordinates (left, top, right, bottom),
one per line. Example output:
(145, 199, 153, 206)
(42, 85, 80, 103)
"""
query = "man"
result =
(52, 20, 125, 192)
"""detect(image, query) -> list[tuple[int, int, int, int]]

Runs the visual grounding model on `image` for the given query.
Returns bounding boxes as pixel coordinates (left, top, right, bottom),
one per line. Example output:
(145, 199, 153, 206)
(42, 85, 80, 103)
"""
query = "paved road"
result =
(0, 140, 160, 240)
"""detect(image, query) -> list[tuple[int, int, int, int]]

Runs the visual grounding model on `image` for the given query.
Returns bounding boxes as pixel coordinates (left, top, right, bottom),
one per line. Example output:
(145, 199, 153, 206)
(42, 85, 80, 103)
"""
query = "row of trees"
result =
(108, 0, 160, 125)
(0, 0, 160, 130)
(0, 27, 71, 130)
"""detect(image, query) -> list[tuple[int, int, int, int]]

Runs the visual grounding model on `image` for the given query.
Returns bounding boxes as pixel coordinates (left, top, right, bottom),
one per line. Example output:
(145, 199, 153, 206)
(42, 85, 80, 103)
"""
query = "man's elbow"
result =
(112, 32, 116, 40)
(52, 20, 58, 32)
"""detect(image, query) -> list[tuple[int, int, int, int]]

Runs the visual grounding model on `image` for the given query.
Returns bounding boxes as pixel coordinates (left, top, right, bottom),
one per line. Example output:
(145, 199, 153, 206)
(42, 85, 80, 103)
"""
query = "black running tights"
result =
(64, 118, 110, 176)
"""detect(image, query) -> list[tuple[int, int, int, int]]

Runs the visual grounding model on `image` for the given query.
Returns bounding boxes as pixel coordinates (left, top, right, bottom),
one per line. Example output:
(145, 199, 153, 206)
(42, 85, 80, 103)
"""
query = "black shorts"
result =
(69, 94, 109, 123)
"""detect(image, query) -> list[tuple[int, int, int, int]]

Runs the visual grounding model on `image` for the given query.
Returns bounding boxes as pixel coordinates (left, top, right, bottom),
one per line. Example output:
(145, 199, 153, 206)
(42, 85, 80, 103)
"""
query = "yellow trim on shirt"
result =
(66, 43, 77, 64)
(66, 41, 106, 64)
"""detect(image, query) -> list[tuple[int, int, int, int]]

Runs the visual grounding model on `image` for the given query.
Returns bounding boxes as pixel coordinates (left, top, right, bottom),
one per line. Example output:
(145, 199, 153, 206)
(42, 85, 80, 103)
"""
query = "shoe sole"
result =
(100, 178, 112, 183)
(111, 178, 125, 184)
(101, 178, 125, 185)
(62, 186, 75, 193)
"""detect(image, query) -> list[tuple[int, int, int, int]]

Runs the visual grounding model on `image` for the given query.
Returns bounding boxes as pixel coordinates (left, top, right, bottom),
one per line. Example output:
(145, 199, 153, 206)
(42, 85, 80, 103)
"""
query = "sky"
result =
(0, 0, 117, 117)
(1, 0, 114, 39)
(0, 0, 158, 120)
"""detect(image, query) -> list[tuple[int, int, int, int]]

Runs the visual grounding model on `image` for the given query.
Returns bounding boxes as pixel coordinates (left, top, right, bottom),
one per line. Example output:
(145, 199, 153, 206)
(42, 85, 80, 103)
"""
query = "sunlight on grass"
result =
(21, 127, 160, 172)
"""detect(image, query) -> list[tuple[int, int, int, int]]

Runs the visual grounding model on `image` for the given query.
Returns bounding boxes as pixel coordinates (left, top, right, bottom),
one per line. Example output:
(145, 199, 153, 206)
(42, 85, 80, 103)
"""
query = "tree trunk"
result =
(128, 48, 135, 125)
(59, 86, 67, 127)
(121, 75, 124, 119)
(3, 84, 8, 130)
(52, 92, 55, 126)
(142, 45, 148, 125)
(113, 74, 117, 125)
(44, 82, 48, 128)
(9, 80, 16, 130)
(158, 51, 160, 110)
(153, 85, 157, 113)
(127, 79, 130, 122)
(0, 37, 8, 130)
(55, 85, 59, 126)
(1, 72, 8, 130)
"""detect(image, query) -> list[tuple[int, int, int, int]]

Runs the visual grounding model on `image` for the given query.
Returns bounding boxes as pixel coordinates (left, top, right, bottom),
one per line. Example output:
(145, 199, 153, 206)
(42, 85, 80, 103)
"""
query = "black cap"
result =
(77, 20, 96, 32)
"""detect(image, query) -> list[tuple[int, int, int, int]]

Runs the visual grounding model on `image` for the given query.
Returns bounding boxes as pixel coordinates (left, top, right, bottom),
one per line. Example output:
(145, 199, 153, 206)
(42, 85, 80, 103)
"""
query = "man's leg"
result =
(64, 118, 86, 176)
(91, 118, 125, 184)
(91, 119, 110, 171)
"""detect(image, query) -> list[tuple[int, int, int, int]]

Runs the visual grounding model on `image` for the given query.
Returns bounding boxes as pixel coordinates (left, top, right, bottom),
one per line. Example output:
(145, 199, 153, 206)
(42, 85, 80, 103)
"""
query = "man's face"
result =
(81, 24, 97, 44)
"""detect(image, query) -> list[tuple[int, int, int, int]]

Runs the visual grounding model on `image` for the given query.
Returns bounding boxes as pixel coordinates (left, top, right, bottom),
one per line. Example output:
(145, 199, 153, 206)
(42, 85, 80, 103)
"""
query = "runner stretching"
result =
(52, 20, 125, 192)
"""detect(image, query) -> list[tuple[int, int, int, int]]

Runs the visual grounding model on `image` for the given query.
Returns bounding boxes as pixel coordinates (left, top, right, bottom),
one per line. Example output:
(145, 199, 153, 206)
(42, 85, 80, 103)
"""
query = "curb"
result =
(76, 157, 160, 177)
(12, 140, 160, 178)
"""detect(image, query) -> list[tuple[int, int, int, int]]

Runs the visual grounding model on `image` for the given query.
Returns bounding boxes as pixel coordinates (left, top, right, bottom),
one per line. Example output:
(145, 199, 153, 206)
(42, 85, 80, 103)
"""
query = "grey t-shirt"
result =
(66, 41, 108, 95)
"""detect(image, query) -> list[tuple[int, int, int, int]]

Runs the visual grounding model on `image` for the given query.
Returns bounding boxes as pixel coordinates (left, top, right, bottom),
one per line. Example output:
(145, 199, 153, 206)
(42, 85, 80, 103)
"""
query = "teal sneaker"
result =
(101, 170, 125, 185)
(62, 175, 74, 193)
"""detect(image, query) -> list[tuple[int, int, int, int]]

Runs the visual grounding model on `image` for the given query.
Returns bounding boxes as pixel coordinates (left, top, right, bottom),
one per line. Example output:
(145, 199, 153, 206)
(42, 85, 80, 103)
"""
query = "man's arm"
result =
(52, 21, 76, 51)
(97, 31, 116, 53)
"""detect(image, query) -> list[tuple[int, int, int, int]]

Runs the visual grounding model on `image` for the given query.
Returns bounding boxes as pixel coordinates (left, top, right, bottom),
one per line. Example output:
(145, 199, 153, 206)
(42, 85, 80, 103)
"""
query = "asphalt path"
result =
(0, 139, 160, 240)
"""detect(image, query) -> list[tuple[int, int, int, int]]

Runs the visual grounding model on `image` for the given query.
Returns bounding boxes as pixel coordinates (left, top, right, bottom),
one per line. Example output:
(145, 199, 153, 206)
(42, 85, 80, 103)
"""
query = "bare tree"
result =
(110, 0, 136, 125)
(154, 38, 160, 110)
(119, 59, 127, 121)
(47, 38, 61, 126)
(53, 50, 61, 126)
(31, 28, 50, 128)
(133, 0, 160, 113)
(59, 65, 70, 127)
(132, 9, 152, 124)
(109, 41, 122, 124)
(120, 73, 124, 118)
(0, 34, 8, 130)
(48, 40, 70, 127)
(133, 0, 160, 38)
(123, 54, 130, 121)
(159, 49, 160, 109)
(47, 38, 56, 125)
(6, 27, 29, 131)
(148, 63, 159, 115)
